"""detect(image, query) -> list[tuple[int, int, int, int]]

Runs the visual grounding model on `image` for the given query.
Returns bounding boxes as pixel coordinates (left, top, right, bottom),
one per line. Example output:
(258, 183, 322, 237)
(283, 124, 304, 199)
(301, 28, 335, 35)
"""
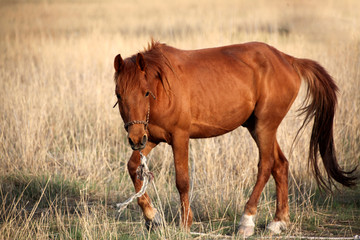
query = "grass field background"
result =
(0, 0, 359, 239)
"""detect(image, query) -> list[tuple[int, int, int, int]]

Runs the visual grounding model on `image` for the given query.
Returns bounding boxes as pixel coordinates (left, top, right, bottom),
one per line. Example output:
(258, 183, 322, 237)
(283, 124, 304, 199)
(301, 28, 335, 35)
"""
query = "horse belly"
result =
(189, 97, 254, 138)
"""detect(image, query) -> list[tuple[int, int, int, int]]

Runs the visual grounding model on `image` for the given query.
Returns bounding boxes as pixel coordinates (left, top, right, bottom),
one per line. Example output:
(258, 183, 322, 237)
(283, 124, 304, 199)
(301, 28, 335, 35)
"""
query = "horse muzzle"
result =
(128, 133, 148, 150)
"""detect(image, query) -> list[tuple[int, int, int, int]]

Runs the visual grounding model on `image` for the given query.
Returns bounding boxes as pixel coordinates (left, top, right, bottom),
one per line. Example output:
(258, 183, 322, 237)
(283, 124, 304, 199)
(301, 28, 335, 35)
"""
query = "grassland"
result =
(0, 0, 359, 239)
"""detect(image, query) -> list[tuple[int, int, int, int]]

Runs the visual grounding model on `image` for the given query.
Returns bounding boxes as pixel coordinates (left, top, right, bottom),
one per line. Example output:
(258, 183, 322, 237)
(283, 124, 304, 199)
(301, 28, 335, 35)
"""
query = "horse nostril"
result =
(141, 134, 148, 145)
(128, 137, 135, 147)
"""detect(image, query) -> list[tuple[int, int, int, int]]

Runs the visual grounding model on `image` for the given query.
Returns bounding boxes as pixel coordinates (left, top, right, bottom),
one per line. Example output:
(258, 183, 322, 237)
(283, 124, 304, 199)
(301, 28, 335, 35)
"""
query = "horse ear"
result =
(114, 54, 124, 72)
(136, 53, 146, 72)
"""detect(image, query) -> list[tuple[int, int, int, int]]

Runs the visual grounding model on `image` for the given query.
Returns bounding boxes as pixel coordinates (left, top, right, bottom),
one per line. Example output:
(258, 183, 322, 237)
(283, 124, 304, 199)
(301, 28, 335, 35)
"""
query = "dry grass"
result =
(0, 0, 359, 239)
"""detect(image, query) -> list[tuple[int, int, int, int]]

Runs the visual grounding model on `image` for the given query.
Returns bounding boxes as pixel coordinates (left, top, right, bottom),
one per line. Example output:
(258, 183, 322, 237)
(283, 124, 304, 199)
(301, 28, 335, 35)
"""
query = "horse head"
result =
(113, 52, 155, 151)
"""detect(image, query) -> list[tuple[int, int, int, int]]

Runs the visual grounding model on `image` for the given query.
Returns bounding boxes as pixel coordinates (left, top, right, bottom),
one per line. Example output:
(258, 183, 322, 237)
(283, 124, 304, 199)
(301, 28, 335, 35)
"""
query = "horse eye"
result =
(145, 91, 150, 97)
(116, 93, 121, 100)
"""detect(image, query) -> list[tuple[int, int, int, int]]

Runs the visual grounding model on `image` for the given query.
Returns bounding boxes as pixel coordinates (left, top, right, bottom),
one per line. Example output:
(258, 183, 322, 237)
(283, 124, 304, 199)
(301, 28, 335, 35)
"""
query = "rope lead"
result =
(117, 152, 153, 213)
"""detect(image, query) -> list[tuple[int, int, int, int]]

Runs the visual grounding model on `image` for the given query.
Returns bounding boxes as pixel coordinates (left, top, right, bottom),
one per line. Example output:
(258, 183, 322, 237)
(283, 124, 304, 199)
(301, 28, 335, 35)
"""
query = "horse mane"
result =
(139, 40, 173, 95)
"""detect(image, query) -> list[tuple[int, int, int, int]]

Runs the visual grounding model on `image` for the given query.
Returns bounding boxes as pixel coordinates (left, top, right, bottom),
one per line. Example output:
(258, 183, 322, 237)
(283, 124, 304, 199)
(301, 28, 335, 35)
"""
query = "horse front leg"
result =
(171, 131, 193, 229)
(127, 141, 161, 228)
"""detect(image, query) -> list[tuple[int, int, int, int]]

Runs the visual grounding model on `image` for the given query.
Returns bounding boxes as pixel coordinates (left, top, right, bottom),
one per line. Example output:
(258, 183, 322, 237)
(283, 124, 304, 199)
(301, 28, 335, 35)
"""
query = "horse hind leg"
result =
(238, 118, 277, 237)
(266, 140, 289, 234)
(238, 115, 291, 237)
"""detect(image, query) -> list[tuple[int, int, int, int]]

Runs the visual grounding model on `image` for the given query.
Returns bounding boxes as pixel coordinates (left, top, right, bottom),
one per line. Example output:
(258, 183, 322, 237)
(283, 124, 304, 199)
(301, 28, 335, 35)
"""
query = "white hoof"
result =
(266, 220, 287, 234)
(238, 225, 254, 238)
(238, 214, 255, 237)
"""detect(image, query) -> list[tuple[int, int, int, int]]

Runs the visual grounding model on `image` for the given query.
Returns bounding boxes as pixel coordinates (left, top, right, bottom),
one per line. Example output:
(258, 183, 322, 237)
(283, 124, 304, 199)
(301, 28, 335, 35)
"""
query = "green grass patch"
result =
(0, 173, 86, 212)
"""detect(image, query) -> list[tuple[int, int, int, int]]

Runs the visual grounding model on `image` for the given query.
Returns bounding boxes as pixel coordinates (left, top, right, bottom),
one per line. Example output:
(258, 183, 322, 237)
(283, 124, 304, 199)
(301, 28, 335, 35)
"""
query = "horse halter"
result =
(123, 104, 150, 132)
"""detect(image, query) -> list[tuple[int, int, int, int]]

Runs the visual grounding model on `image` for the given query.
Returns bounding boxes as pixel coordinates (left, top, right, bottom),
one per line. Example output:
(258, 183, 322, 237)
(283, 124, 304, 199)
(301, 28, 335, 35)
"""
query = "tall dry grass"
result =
(0, 0, 359, 239)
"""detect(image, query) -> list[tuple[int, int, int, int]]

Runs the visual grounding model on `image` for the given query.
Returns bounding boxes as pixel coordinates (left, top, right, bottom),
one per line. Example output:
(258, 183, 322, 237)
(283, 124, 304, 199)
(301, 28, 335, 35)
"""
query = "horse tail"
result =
(288, 57, 357, 191)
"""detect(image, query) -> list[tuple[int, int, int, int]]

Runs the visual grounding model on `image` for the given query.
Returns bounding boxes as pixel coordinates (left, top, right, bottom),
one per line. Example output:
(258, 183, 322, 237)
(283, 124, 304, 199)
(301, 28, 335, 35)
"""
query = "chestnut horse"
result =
(113, 41, 356, 236)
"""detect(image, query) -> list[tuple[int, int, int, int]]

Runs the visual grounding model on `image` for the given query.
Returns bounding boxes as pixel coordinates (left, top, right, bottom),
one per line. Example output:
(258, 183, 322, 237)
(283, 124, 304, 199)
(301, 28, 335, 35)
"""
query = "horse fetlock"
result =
(239, 214, 256, 227)
(181, 208, 193, 228)
(143, 207, 158, 221)
(266, 220, 287, 234)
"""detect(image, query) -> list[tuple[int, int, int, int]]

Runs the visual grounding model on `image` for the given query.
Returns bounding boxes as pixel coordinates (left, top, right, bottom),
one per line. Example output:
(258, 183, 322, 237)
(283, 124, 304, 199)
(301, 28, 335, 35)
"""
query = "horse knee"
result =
(127, 160, 136, 173)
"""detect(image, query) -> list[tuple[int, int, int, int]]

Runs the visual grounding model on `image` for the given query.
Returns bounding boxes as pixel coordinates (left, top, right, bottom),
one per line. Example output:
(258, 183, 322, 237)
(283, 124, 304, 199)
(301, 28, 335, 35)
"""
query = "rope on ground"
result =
(190, 231, 232, 239)
(190, 232, 359, 240)
(116, 152, 153, 213)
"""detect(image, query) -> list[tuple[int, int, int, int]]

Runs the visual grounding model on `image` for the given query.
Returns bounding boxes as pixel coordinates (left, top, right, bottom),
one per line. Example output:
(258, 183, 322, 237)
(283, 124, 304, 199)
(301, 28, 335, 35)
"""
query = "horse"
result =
(112, 41, 356, 237)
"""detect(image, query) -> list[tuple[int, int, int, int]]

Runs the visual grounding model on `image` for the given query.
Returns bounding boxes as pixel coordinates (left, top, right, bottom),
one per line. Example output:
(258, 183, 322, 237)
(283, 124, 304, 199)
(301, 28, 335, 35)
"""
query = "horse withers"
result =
(113, 41, 356, 237)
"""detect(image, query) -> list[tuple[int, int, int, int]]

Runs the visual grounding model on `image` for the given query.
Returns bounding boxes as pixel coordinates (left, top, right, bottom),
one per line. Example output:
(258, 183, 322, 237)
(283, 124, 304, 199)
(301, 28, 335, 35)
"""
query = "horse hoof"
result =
(145, 210, 163, 230)
(237, 214, 255, 237)
(238, 225, 255, 238)
(266, 220, 287, 234)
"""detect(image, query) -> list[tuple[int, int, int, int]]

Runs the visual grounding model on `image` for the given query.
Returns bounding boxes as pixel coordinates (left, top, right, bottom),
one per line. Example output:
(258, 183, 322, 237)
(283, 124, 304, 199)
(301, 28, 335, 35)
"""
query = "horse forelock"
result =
(114, 60, 139, 95)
